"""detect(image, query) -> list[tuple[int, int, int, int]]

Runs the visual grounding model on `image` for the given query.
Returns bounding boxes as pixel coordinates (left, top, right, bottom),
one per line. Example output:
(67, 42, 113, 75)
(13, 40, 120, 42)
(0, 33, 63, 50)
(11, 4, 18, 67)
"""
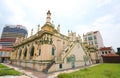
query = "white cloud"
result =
(4, 0, 26, 20)
(1, 0, 102, 36)
(18, 0, 96, 36)
(111, 4, 120, 19)
(20, 0, 95, 18)
(0, 0, 120, 50)
(72, 14, 115, 35)
(73, 12, 120, 51)
(94, 14, 113, 24)
(0, 13, 2, 18)
(2, 0, 33, 36)
(97, 0, 112, 8)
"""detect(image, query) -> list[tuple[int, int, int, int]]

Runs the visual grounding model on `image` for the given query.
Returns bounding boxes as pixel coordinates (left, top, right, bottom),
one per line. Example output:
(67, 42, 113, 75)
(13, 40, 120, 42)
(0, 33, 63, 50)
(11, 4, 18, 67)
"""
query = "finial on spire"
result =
(58, 24, 60, 27)
(31, 28, 33, 36)
(47, 10, 51, 15)
(57, 24, 60, 33)
(68, 30, 70, 32)
(38, 24, 40, 32)
(46, 10, 51, 24)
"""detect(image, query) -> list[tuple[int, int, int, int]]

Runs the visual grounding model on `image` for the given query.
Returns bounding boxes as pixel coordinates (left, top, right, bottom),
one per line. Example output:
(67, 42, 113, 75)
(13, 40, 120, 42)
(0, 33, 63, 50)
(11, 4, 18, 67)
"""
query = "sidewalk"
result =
(2, 63, 99, 78)
(2, 63, 47, 78)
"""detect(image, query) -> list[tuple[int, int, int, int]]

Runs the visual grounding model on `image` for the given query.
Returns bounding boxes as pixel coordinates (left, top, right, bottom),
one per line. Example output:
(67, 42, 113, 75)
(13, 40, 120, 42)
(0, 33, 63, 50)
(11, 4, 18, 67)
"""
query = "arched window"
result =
(30, 46, 34, 56)
(24, 47, 27, 58)
(19, 49, 22, 59)
(15, 50, 18, 59)
(39, 49, 41, 56)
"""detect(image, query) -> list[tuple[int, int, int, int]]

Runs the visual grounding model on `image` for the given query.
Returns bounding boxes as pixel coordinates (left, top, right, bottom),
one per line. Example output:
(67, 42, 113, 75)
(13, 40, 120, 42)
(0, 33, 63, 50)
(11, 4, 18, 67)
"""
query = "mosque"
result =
(10, 10, 98, 72)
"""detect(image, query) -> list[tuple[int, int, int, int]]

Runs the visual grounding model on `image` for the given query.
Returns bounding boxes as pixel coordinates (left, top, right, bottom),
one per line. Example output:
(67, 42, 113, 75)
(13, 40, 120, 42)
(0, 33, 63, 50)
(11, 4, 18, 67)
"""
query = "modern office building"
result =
(0, 25, 28, 63)
(0, 25, 28, 48)
(83, 31, 104, 49)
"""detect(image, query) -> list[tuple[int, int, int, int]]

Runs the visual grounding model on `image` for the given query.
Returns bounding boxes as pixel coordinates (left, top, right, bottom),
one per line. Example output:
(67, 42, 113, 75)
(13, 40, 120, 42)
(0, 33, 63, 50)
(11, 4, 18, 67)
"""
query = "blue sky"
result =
(0, 0, 120, 51)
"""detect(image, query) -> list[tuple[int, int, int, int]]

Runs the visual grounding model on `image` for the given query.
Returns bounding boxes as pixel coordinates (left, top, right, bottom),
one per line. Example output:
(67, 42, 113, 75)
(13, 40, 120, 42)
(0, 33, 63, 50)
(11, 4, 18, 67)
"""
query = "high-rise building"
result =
(0, 25, 28, 63)
(0, 25, 28, 48)
(83, 31, 104, 49)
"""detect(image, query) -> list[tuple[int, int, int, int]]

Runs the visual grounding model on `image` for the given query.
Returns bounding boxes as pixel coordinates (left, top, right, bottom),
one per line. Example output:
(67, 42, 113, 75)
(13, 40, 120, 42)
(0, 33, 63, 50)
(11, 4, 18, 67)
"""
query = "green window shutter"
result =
(52, 47, 54, 55)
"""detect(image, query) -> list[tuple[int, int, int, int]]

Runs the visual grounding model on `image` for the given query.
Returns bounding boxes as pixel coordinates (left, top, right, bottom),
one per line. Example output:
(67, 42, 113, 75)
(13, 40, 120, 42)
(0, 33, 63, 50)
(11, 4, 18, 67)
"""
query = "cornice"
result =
(13, 30, 54, 48)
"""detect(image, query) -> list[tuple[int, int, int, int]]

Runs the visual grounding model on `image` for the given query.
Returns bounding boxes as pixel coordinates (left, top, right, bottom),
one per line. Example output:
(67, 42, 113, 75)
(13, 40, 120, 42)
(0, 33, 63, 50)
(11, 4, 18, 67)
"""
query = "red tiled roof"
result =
(103, 53, 119, 56)
(0, 47, 13, 51)
(99, 47, 112, 50)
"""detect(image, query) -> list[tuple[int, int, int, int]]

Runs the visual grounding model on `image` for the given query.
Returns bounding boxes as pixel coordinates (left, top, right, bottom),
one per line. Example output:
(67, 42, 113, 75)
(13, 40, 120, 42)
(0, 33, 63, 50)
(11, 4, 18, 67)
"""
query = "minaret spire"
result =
(31, 28, 33, 36)
(46, 10, 51, 24)
(38, 24, 40, 32)
(57, 24, 60, 33)
(41, 10, 54, 31)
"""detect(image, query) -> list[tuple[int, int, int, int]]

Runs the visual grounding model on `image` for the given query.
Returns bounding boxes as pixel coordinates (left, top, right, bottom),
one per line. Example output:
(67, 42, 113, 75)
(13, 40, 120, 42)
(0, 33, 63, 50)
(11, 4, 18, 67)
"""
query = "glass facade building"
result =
(0, 25, 28, 63)
(0, 25, 28, 48)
